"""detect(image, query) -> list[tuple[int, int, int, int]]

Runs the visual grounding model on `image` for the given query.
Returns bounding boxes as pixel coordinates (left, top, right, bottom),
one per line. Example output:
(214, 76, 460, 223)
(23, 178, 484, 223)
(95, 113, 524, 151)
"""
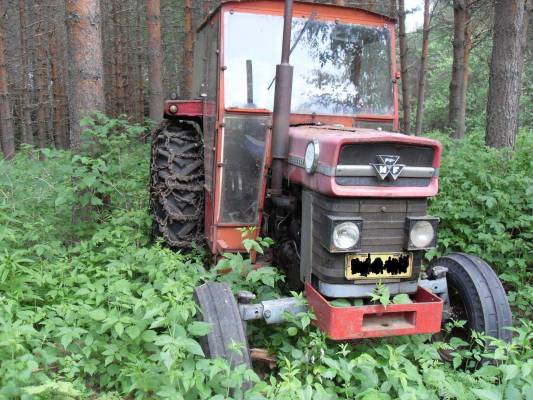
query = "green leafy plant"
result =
(0, 117, 531, 399)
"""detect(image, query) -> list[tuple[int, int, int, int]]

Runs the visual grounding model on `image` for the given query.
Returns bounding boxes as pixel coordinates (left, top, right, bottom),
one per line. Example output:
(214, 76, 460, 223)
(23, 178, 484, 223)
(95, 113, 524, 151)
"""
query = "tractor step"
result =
(305, 283, 443, 340)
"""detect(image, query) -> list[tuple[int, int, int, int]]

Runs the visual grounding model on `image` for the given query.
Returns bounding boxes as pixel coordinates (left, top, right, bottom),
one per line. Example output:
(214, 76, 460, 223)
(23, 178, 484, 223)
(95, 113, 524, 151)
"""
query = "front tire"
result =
(193, 282, 252, 368)
(429, 253, 512, 343)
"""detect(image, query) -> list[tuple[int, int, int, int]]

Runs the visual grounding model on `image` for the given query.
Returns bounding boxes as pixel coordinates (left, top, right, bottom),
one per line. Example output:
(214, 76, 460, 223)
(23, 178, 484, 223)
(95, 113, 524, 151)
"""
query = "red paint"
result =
(178, 1, 410, 253)
(288, 125, 442, 197)
(164, 100, 203, 117)
(305, 283, 443, 340)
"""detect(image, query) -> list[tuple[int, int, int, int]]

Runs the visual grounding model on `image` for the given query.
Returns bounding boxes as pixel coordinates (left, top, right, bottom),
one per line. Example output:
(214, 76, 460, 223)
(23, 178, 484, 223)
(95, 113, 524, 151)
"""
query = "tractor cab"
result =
(151, 0, 511, 364)
(166, 1, 402, 252)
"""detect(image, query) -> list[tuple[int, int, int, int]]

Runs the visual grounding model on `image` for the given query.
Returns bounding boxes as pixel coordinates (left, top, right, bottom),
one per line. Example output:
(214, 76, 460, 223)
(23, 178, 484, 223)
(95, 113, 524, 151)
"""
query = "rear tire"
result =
(150, 120, 204, 250)
(429, 253, 512, 343)
(193, 282, 252, 368)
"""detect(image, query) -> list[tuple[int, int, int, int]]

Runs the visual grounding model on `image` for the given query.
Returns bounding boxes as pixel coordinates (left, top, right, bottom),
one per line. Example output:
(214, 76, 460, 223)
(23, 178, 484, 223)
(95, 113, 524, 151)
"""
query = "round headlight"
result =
(409, 221, 435, 248)
(304, 140, 319, 173)
(332, 222, 360, 250)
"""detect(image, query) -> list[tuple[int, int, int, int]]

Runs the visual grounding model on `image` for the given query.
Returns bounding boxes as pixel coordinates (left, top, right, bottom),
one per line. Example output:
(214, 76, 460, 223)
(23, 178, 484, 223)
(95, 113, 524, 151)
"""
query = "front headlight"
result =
(409, 220, 436, 249)
(304, 139, 320, 173)
(332, 222, 360, 250)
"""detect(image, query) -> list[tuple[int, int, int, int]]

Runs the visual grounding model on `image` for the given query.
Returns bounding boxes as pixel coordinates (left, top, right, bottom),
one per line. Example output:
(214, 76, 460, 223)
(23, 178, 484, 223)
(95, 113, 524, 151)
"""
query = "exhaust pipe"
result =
(270, 0, 294, 196)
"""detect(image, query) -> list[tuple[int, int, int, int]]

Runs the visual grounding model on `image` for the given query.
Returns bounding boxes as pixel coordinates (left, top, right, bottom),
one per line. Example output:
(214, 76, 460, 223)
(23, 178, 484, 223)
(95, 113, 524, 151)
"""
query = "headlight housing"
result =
(333, 222, 360, 250)
(406, 217, 439, 250)
(321, 216, 363, 253)
(304, 139, 320, 174)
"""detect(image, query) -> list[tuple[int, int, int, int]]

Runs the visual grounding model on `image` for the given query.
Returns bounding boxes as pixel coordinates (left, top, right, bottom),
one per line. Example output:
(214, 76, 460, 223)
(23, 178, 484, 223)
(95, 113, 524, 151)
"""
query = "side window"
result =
(192, 29, 207, 98)
(219, 115, 268, 224)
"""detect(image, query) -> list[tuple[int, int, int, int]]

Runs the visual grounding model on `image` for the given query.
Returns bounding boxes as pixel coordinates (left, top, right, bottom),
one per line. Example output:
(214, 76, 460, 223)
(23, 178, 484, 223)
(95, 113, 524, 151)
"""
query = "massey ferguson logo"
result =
(371, 155, 405, 180)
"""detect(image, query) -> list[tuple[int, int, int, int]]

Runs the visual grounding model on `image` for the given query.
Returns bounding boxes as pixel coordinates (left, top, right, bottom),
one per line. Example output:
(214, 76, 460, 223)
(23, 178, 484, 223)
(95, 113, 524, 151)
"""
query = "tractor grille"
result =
(336, 143, 435, 187)
(300, 191, 426, 283)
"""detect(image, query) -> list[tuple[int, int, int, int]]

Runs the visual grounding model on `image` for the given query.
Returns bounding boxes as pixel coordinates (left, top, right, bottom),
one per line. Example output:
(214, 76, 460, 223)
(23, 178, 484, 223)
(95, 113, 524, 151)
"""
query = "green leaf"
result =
(181, 338, 204, 356)
(187, 321, 212, 336)
(330, 299, 351, 307)
(471, 388, 502, 400)
(125, 325, 141, 340)
(141, 330, 158, 342)
(88, 308, 107, 321)
(114, 322, 124, 337)
(392, 294, 412, 304)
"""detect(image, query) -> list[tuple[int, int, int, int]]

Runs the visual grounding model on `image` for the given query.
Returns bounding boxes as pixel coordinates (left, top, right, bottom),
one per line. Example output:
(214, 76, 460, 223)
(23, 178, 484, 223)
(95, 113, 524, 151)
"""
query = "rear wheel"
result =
(193, 282, 251, 368)
(429, 253, 512, 343)
(150, 120, 204, 249)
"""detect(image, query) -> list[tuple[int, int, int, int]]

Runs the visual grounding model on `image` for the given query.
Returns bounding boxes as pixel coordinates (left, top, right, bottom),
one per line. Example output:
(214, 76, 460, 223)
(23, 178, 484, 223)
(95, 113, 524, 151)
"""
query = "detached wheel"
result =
(429, 253, 512, 343)
(150, 120, 204, 250)
(193, 282, 251, 368)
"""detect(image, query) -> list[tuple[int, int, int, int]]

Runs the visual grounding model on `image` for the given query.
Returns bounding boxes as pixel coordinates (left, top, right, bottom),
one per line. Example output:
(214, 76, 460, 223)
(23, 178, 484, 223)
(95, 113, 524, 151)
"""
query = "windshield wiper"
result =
(267, 10, 318, 90)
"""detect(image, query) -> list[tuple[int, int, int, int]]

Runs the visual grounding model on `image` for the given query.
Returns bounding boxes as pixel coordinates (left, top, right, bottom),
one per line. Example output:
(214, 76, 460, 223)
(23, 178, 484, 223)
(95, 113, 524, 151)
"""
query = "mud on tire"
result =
(150, 120, 204, 249)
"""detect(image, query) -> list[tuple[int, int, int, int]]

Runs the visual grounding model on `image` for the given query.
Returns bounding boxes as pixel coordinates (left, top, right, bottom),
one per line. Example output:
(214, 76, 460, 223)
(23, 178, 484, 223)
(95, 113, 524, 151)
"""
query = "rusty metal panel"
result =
(305, 283, 443, 340)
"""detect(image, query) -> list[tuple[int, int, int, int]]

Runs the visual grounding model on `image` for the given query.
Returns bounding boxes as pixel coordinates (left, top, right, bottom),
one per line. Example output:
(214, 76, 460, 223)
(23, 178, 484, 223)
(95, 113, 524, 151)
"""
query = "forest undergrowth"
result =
(0, 115, 531, 399)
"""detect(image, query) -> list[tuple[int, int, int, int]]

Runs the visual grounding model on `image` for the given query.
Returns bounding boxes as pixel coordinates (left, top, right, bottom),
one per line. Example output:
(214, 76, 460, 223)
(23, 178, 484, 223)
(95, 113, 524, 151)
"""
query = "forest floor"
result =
(0, 115, 531, 399)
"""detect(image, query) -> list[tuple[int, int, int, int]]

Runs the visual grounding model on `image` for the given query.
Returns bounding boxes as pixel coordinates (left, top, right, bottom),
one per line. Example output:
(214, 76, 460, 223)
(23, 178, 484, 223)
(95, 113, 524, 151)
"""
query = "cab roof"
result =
(198, 0, 396, 32)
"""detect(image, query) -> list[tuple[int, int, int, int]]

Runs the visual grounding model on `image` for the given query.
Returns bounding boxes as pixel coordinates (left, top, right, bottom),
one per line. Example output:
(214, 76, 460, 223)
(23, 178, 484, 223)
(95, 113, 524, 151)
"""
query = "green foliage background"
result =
(0, 115, 531, 399)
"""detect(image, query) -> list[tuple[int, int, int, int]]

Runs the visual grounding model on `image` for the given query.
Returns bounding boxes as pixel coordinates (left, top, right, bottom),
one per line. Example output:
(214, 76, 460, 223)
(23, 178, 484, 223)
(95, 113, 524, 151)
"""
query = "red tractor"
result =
(150, 0, 512, 368)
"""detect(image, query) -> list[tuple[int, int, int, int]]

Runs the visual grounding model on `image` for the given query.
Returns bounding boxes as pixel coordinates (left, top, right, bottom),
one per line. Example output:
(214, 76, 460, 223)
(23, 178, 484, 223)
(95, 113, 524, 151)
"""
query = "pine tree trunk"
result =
(448, 0, 466, 138)
(136, 0, 145, 123)
(485, 0, 528, 149)
(0, 23, 15, 160)
(35, 2, 48, 150)
(398, 0, 411, 133)
(49, 27, 69, 149)
(125, 3, 136, 118)
(18, 0, 34, 146)
(415, 0, 430, 136)
(145, 0, 163, 122)
(455, 0, 472, 140)
(65, 0, 106, 150)
(112, 0, 125, 116)
(183, 0, 194, 99)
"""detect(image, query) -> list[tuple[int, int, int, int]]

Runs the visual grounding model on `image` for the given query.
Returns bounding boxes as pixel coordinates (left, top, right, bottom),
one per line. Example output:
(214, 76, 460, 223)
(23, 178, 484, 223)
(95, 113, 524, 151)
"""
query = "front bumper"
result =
(305, 283, 443, 340)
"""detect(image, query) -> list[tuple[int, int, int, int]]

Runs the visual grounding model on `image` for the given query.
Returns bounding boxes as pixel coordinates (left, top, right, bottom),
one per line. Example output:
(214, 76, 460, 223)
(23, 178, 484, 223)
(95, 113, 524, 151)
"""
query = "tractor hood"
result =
(287, 125, 442, 198)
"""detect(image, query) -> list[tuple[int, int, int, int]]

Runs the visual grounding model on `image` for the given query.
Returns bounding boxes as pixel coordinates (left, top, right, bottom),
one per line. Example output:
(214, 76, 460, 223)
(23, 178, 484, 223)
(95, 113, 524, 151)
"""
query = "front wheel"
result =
(193, 282, 252, 368)
(429, 253, 512, 343)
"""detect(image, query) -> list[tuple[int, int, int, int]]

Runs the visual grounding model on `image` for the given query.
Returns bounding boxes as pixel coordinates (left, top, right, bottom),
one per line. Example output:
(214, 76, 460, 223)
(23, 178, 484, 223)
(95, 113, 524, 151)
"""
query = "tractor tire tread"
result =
(150, 120, 204, 249)
(430, 252, 512, 342)
(193, 282, 251, 368)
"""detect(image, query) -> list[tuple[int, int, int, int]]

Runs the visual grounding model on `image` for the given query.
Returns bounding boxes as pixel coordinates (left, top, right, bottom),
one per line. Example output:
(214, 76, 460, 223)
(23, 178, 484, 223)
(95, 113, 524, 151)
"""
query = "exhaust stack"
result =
(270, 0, 294, 196)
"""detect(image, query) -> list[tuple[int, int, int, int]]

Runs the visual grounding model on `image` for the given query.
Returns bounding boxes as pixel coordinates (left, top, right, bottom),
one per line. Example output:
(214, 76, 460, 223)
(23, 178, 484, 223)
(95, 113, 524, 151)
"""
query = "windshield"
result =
(224, 12, 393, 116)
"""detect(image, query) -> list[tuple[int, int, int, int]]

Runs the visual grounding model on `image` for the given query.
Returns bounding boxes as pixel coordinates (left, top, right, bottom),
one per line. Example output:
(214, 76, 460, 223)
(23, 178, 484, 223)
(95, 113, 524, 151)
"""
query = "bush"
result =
(0, 116, 531, 399)
(427, 130, 533, 318)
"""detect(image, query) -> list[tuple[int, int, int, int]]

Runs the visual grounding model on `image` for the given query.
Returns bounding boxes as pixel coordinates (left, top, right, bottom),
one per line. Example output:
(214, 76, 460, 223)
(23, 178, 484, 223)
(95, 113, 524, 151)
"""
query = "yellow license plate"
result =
(345, 253, 413, 280)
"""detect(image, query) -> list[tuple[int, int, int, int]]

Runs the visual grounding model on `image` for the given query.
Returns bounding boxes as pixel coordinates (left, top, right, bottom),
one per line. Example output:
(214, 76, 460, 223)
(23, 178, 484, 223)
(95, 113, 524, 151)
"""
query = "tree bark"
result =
(145, 0, 163, 122)
(398, 0, 411, 133)
(18, 0, 34, 146)
(65, 0, 106, 150)
(183, 0, 194, 99)
(415, 0, 430, 136)
(112, 0, 125, 116)
(333, 0, 346, 5)
(0, 22, 15, 160)
(455, 0, 472, 140)
(136, 0, 145, 122)
(35, 2, 48, 150)
(448, 0, 467, 138)
(485, 0, 528, 149)
(49, 26, 69, 149)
